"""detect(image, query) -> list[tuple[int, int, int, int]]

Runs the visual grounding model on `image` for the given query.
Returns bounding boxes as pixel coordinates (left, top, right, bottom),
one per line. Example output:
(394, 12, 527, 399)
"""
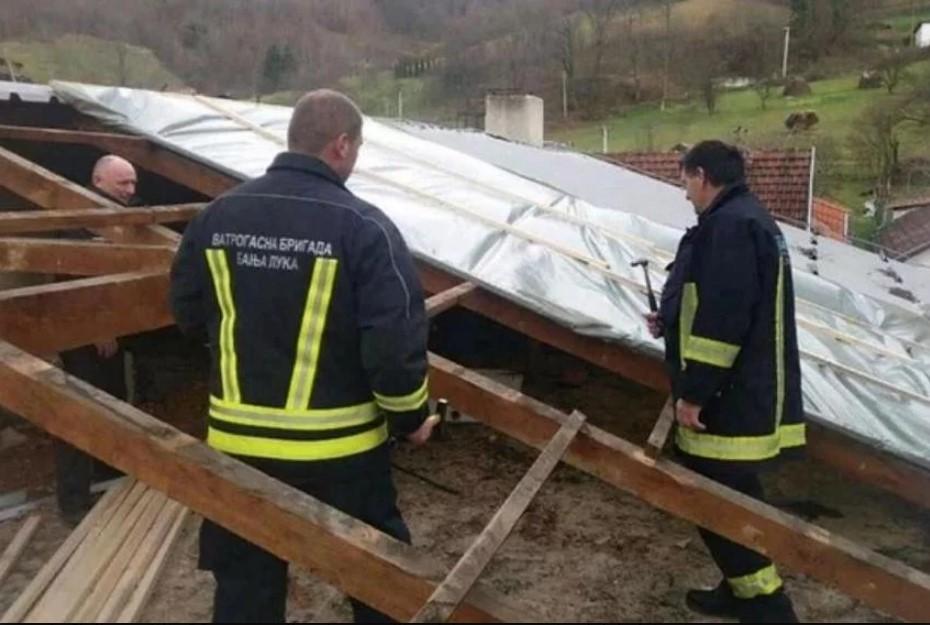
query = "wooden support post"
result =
(416, 261, 930, 512)
(412, 410, 586, 623)
(425, 282, 478, 318)
(0, 145, 178, 246)
(0, 341, 526, 623)
(0, 238, 175, 276)
(0, 204, 203, 235)
(426, 353, 930, 623)
(644, 398, 676, 460)
(0, 125, 238, 198)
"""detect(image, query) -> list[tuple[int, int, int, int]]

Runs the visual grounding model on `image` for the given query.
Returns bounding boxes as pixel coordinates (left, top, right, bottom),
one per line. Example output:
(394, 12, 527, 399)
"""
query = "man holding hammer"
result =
(644, 141, 804, 623)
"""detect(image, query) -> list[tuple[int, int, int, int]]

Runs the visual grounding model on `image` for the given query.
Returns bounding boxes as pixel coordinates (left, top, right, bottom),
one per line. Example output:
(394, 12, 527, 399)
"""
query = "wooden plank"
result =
(115, 503, 188, 624)
(27, 481, 149, 622)
(426, 353, 930, 623)
(411, 410, 586, 624)
(0, 480, 130, 623)
(0, 238, 175, 276)
(0, 125, 238, 198)
(99, 498, 176, 623)
(0, 341, 527, 623)
(72, 489, 166, 622)
(0, 272, 172, 355)
(416, 261, 930, 512)
(0, 515, 41, 586)
(0, 204, 203, 235)
(644, 398, 676, 460)
(425, 282, 478, 318)
(0, 145, 178, 246)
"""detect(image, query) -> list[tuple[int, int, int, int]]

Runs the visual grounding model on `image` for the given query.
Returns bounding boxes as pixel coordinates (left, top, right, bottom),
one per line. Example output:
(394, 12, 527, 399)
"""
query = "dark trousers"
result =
(681, 456, 775, 582)
(199, 469, 410, 623)
(55, 345, 126, 515)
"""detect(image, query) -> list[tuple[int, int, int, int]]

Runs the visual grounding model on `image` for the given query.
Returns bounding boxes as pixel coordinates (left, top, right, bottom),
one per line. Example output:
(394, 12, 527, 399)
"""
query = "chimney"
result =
(484, 93, 544, 147)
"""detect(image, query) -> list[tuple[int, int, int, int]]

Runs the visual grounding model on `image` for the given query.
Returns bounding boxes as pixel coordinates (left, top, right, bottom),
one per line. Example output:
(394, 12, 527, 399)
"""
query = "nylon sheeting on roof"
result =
(51, 81, 930, 472)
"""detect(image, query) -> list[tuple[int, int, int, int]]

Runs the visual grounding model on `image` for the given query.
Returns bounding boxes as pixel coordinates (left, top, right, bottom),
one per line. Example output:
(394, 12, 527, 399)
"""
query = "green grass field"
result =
(549, 60, 930, 220)
(0, 35, 183, 89)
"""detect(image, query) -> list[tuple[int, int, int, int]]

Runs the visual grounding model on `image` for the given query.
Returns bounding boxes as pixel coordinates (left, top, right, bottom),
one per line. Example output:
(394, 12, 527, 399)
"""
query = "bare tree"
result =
(848, 104, 904, 199)
(660, 0, 672, 111)
(583, 0, 622, 82)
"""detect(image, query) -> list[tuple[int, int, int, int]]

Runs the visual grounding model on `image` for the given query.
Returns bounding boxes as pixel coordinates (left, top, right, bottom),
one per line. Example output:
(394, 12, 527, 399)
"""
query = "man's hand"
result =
(675, 398, 706, 431)
(406, 414, 440, 446)
(95, 339, 119, 359)
(645, 312, 664, 338)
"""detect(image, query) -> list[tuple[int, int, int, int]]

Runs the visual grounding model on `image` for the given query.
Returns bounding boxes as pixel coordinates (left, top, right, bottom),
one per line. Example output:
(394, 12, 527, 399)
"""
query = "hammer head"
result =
(630, 258, 648, 268)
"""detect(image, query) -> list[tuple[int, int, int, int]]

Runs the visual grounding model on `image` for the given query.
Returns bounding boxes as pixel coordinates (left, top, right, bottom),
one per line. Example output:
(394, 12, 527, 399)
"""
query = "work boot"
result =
(685, 580, 741, 619)
(738, 589, 800, 623)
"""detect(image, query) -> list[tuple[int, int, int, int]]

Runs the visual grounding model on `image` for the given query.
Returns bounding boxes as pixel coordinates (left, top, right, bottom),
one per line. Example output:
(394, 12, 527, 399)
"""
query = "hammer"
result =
(631, 259, 658, 312)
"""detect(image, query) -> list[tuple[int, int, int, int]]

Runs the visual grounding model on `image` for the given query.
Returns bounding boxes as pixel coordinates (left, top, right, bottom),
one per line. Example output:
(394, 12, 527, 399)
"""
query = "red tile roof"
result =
(880, 206, 930, 260)
(602, 150, 814, 225)
(812, 197, 849, 241)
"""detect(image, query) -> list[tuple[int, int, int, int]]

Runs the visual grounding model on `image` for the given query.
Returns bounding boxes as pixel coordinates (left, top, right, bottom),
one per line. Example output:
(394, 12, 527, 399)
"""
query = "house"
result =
(915, 21, 930, 48)
(880, 199, 930, 268)
(603, 149, 815, 227)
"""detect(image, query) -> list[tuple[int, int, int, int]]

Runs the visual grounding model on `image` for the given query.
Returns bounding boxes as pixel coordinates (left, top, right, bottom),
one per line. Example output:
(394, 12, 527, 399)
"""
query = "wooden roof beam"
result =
(0, 238, 175, 276)
(0, 204, 203, 235)
(0, 125, 239, 198)
(0, 341, 523, 623)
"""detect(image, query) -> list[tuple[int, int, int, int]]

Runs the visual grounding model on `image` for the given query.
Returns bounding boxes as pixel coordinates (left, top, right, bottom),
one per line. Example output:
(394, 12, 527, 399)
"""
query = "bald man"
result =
(54, 154, 138, 525)
(171, 90, 435, 623)
(91, 154, 138, 205)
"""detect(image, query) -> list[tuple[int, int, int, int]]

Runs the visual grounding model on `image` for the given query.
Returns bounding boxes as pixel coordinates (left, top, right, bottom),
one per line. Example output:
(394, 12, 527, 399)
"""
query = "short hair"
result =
(287, 89, 363, 155)
(680, 140, 745, 187)
(92, 154, 134, 180)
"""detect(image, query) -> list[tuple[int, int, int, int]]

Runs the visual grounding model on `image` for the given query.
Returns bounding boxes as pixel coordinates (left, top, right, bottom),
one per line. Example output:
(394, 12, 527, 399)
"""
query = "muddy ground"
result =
(0, 323, 927, 623)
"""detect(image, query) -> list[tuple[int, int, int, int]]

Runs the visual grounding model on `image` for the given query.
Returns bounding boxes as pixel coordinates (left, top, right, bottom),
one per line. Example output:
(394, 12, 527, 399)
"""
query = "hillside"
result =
(0, 35, 183, 89)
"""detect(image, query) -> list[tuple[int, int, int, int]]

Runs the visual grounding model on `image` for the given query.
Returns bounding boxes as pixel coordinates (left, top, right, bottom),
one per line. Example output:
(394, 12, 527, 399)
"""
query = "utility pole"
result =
(601, 125, 609, 154)
(397, 88, 404, 119)
(782, 26, 791, 79)
(561, 70, 568, 119)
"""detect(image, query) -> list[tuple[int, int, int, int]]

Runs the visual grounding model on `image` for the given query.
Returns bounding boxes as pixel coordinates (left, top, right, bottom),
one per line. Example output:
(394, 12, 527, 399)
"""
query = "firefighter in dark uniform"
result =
(169, 89, 437, 624)
(646, 141, 804, 623)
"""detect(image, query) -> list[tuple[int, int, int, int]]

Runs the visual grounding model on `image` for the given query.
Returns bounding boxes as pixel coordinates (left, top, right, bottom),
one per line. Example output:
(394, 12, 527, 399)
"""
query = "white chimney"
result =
(484, 94, 544, 147)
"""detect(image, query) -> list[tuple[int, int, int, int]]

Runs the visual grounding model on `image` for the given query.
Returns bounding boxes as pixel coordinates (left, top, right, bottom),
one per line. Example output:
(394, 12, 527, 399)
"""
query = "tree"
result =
(660, 0, 673, 111)
(848, 104, 903, 200)
(259, 43, 297, 95)
(582, 0, 622, 82)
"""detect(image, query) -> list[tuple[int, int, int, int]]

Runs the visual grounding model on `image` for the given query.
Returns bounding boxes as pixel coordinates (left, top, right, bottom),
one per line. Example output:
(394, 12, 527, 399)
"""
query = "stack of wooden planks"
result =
(1, 478, 189, 623)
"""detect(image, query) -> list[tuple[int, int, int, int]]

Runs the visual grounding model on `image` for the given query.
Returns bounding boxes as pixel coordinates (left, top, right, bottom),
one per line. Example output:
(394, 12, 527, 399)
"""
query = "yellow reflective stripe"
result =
(676, 423, 806, 462)
(209, 399, 378, 431)
(206, 249, 240, 402)
(679, 282, 698, 371)
(286, 258, 338, 410)
(373, 376, 429, 412)
(207, 420, 388, 461)
(728, 565, 783, 599)
(775, 259, 785, 427)
(683, 335, 740, 369)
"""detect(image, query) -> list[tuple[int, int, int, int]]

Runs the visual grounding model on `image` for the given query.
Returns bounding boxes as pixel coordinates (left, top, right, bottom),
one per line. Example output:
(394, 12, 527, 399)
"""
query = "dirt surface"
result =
(0, 337, 928, 622)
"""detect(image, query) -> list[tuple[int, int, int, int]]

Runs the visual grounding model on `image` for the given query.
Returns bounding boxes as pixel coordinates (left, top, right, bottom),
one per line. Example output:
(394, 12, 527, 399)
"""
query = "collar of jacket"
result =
(268, 152, 347, 190)
(698, 181, 749, 224)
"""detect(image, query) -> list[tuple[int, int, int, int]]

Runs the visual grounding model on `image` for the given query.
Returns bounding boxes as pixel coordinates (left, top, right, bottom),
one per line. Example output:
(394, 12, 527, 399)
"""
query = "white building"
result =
(915, 22, 930, 48)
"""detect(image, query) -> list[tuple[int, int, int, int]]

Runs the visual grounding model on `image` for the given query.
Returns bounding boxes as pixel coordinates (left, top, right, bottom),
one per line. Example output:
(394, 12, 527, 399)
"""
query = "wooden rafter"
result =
(0, 125, 237, 198)
(426, 353, 930, 623)
(0, 238, 174, 276)
(0, 204, 203, 235)
(415, 263, 930, 512)
(0, 278, 927, 620)
(0, 340, 524, 623)
(0, 145, 178, 246)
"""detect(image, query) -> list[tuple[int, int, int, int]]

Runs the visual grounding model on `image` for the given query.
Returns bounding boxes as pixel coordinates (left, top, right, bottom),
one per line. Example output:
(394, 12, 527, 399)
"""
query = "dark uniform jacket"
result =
(659, 183, 805, 467)
(170, 153, 429, 480)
